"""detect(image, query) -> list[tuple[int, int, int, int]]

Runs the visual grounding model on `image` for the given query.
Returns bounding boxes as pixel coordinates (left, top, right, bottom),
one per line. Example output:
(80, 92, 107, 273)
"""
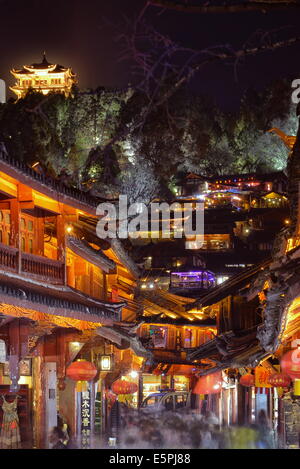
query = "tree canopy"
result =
(0, 79, 296, 203)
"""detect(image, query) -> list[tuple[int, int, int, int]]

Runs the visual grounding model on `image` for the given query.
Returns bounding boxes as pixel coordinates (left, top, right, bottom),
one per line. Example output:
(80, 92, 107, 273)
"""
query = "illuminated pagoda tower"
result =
(10, 53, 77, 99)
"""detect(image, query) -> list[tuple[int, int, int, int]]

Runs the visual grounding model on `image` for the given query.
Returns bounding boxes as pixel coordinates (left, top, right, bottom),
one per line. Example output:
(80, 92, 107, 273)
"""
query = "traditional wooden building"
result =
(0, 148, 149, 448)
(10, 53, 76, 99)
(137, 287, 216, 402)
(179, 171, 287, 198)
(183, 111, 300, 446)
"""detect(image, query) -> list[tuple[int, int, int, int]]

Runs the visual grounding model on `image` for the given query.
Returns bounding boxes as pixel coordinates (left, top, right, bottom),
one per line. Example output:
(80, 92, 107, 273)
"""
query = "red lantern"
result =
(111, 380, 138, 395)
(66, 360, 97, 392)
(268, 373, 291, 387)
(193, 371, 222, 395)
(240, 374, 255, 387)
(281, 349, 300, 380)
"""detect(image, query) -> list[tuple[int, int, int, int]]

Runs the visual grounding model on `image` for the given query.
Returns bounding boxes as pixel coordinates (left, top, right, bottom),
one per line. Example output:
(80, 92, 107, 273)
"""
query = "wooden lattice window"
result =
(20, 215, 35, 254)
(0, 210, 11, 245)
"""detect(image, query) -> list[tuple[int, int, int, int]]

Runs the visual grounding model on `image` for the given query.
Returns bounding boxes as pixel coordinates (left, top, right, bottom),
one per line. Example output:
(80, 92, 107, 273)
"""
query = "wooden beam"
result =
(20, 201, 35, 209)
(0, 202, 10, 210)
(56, 214, 67, 284)
(0, 173, 17, 198)
(18, 183, 33, 203)
(9, 199, 21, 273)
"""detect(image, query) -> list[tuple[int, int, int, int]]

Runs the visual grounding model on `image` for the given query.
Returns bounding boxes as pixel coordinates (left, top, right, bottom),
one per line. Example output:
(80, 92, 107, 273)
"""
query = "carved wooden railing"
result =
(0, 243, 64, 284)
(0, 243, 18, 270)
(21, 252, 64, 283)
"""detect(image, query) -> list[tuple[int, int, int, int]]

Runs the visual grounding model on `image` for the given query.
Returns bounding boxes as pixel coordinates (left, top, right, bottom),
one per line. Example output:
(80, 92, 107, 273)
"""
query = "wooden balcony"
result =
(0, 242, 64, 284)
(0, 244, 18, 271)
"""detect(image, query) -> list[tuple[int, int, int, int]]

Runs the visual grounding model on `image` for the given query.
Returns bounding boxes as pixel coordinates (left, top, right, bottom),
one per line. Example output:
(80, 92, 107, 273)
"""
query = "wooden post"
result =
(103, 273, 107, 301)
(32, 352, 46, 449)
(56, 329, 66, 386)
(237, 384, 247, 426)
(67, 260, 76, 288)
(8, 320, 21, 392)
(56, 214, 67, 284)
(9, 199, 21, 273)
(138, 373, 143, 407)
(36, 217, 45, 256)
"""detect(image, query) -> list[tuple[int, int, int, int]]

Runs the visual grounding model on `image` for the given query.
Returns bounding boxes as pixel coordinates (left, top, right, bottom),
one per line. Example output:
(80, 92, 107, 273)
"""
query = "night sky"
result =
(1, 0, 300, 109)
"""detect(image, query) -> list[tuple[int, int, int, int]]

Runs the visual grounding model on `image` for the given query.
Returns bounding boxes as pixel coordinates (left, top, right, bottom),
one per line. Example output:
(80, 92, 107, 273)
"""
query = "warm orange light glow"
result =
(10, 54, 76, 100)
(286, 237, 300, 253)
(0, 303, 102, 331)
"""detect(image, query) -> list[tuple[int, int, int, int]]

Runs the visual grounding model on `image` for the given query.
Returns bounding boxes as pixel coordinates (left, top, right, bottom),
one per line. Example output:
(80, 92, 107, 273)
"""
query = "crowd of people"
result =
(117, 407, 275, 449)
(49, 407, 275, 449)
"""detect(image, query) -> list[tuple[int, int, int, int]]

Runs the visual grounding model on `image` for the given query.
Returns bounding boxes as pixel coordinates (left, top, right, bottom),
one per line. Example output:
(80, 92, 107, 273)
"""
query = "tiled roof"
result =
(0, 271, 125, 324)
(0, 150, 104, 211)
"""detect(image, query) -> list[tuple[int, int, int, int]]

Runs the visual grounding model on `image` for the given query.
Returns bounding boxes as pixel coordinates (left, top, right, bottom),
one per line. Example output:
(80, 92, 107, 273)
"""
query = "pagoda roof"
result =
(11, 54, 75, 75)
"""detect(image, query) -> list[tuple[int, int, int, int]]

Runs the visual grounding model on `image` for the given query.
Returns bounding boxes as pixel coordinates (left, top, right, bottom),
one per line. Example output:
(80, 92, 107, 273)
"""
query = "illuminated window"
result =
(0, 211, 11, 245)
(149, 326, 168, 348)
(20, 215, 35, 253)
(183, 328, 193, 348)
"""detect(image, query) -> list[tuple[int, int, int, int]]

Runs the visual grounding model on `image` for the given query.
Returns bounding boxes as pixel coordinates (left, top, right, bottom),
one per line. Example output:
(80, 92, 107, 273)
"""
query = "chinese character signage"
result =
(81, 389, 91, 448)
(94, 391, 102, 435)
(255, 367, 272, 388)
(0, 340, 6, 363)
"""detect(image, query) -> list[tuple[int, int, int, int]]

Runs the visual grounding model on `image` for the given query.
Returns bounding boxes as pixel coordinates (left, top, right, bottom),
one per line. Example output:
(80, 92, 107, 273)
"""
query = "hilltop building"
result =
(10, 53, 76, 99)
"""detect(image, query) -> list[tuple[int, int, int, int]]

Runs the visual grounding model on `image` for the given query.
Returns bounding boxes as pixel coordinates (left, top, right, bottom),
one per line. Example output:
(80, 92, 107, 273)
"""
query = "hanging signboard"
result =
(94, 390, 102, 435)
(0, 80, 5, 104)
(255, 366, 273, 388)
(81, 388, 91, 449)
(0, 340, 6, 363)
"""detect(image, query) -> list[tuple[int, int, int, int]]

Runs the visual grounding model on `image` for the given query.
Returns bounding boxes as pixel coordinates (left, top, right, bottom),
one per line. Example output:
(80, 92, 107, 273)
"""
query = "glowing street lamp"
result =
(99, 354, 113, 371)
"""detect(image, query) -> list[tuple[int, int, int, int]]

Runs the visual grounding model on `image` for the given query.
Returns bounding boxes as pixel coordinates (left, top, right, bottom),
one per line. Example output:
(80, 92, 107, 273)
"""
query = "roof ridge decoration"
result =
(12, 53, 69, 74)
(0, 278, 125, 324)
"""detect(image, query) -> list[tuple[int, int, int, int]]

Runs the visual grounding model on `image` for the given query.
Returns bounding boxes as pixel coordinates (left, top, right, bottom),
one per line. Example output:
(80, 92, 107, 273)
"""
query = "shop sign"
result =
(255, 366, 272, 388)
(0, 340, 6, 363)
(81, 389, 91, 449)
(94, 391, 102, 435)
